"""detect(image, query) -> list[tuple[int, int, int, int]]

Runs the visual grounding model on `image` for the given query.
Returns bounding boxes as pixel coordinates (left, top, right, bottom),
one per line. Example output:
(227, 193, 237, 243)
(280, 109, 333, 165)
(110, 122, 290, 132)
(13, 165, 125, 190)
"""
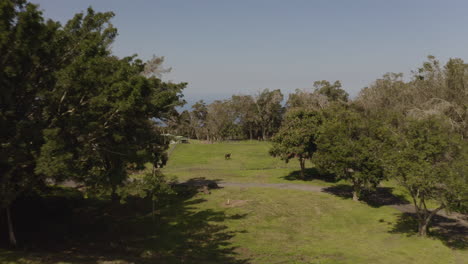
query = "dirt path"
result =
(219, 182, 324, 192)
(218, 181, 468, 227)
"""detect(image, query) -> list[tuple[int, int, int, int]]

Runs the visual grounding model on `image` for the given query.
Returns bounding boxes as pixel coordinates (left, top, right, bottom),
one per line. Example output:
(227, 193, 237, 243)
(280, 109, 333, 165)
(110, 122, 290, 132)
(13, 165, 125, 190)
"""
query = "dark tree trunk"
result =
(415, 205, 444, 237)
(111, 185, 119, 202)
(249, 125, 253, 140)
(6, 207, 17, 247)
(299, 158, 306, 179)
(152, 194, 156, 223)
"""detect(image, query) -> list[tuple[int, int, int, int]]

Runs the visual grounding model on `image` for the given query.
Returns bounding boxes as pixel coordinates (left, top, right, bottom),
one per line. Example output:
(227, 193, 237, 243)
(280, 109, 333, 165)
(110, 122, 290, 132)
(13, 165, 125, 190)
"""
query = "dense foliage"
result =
(269, 109, 322, 179)
(314, 105, 387, 201)
(0, 0, 184, 246)
(384, 117, 467, 236)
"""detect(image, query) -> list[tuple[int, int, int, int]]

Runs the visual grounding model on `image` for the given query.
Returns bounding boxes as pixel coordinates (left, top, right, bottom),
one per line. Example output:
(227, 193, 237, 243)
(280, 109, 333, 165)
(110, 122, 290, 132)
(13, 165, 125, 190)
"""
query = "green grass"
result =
(163, 140, 343, 186)
(380, 179, 440, 210)
(2, 186, 465, 264)
(165, 141, 441, 208)
(162, 140, 467, 263)
(193, 187, 466, 264)
(1, 141, 465, 263)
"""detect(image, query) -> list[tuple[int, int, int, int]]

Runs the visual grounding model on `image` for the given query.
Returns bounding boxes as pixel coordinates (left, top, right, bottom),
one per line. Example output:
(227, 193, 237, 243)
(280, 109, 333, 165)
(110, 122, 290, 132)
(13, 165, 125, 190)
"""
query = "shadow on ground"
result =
(0, 184, 249, 264)
(390, 212, 467, 250)
(178, 177, 224, 188)
(282, 168, 337, 183)
(322, 184, 467, 250)
(322, 184, 409, 208)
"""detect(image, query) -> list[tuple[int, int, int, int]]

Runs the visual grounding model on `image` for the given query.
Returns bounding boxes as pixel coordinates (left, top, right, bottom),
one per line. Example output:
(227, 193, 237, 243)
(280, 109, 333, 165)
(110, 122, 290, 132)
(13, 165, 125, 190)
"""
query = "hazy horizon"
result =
(32, 0, 468, 105)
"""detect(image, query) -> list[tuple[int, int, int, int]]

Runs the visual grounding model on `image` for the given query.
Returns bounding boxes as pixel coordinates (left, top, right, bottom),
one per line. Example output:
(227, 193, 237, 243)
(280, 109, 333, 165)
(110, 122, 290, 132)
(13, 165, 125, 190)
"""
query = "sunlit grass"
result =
(184, 187, 466, 263)
(163, 140, 343, 186)
(2, 141, 463, 264)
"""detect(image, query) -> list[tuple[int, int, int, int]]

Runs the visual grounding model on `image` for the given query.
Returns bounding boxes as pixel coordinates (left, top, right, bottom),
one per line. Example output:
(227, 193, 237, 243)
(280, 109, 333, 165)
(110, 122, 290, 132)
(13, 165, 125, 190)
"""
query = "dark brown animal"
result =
(225, 153, 231, 160)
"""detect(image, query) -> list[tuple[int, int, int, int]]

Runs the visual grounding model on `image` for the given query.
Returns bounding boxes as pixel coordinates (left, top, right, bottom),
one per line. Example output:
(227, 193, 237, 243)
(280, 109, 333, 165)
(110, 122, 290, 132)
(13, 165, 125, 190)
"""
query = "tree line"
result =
(270, 56, 467, 237)
(1, 0, 185, 246)
(167, 80, 347, 141)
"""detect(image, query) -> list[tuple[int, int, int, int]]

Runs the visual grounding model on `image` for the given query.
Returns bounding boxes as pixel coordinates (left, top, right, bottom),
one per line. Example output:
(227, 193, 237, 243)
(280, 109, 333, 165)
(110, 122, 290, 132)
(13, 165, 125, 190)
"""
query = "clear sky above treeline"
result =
(32, 0, 468, 104)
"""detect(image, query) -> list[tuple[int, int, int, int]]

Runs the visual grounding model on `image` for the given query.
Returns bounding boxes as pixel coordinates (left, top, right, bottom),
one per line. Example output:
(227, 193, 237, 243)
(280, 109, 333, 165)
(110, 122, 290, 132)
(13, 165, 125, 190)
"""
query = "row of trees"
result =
(1, 0, 184, 246)
(168, 88, 283, 141)
(270, 56, 467, 236)
(167, 80, 348, 141)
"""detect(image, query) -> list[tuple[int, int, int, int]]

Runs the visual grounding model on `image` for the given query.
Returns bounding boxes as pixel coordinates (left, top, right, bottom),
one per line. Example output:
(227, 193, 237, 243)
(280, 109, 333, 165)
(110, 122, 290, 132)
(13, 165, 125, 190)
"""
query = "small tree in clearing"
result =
(269, 109, 322, 179)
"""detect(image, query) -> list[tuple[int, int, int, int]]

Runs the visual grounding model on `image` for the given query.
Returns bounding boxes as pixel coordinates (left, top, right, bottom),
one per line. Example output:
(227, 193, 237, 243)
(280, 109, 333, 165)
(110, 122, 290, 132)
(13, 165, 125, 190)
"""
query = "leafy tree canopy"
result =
(384, 116, 467, 236)
(314, 104, 388, 201)
(270, 109, 322, 179)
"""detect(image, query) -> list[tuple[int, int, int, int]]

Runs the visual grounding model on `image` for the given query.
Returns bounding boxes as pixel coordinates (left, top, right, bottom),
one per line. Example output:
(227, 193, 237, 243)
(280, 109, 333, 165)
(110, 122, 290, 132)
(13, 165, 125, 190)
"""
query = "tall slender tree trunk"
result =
(6, 207, 17, 247)
(151, 165, 156, 223)
(249, 125, 253, 140)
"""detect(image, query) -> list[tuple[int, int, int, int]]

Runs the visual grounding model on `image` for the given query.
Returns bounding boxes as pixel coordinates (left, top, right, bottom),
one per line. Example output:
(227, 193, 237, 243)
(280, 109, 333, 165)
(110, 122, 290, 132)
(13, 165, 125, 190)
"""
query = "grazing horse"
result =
(225, 153, 231, 160)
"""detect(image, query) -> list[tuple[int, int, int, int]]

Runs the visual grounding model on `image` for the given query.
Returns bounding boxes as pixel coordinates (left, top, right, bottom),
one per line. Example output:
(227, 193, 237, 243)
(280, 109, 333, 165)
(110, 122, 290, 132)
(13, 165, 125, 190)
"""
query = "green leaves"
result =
(270, 109, 322, 177)
(385, 117, 465, 207)
(0, 0, 60, 208)
(0, 1, 186, 210)
(382, 116, 467, 235)
(117, 170, 174, 203)
(314, 105, 387, 199)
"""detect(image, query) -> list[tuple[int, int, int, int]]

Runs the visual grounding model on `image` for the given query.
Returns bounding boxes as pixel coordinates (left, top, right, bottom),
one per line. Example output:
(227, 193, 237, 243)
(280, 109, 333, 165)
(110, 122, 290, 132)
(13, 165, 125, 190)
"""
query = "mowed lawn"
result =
(1, 141, 465, 264)
(163, 140, 467, 264)
(190, 187, 466, 264)
(163, 140, 340, 186)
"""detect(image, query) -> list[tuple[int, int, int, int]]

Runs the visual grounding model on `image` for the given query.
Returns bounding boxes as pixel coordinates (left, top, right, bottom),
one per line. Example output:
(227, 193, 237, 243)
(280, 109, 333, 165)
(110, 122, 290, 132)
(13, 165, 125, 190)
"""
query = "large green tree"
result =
(1, 2, 186, 246)
(190, 100, 208, 140)
(314, 105, 387, 201)
(270, 109, 322, 179)
(231, 95, 257, 140)
(205, 100, 240, 141)
(0, 0, 61, 246)
(357, 56, 468, 138)
(36, 8, 185, 199)
(253, 89, 284, 140)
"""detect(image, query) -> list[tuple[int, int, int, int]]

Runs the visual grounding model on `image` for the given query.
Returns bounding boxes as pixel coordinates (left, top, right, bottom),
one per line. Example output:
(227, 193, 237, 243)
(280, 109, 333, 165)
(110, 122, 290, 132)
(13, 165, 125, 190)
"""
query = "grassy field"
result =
(1, 140, 466, 263)
(188, 187, 466, 264)
(163, 140, 343, 186)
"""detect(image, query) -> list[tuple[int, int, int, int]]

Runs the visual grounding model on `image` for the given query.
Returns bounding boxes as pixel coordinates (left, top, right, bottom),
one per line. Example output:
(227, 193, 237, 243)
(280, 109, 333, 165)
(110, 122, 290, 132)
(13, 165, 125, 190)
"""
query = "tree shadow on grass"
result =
(178, 177, 224, 188)
(389, 212, 467, 250)
(282, 168, 338, 183)
(323, 184, 409, 208)
(0, 185, 250, 264)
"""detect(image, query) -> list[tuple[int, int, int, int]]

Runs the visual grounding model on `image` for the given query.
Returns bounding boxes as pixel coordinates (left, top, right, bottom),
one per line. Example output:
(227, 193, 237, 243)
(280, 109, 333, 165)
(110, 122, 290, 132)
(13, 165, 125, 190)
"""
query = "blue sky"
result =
(32, 0, 468, 104)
